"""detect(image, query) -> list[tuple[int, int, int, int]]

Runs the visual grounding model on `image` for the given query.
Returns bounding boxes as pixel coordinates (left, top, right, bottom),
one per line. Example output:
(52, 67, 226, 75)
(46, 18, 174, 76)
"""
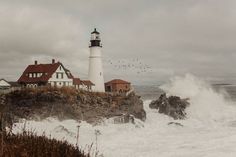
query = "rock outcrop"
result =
(149, 93, 190, 119)
(1, 87, 146, 124)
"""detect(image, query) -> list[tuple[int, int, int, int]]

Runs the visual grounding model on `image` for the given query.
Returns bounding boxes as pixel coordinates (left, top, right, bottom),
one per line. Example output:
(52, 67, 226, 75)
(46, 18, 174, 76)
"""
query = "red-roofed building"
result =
(73, 78, 81, 88)
(18, 59, 74, 88)
(17, 59, 94, 91)
(80, 80, 95, 91)
(105, 79, 131, 93)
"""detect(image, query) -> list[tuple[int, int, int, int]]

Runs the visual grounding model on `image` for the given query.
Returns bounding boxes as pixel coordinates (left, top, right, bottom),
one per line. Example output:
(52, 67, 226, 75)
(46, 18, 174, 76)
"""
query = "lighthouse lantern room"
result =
(88, 28, 105, 92)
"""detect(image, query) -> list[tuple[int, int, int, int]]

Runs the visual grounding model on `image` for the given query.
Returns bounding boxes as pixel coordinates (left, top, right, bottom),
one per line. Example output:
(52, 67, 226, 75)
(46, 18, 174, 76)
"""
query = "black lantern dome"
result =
(90, 28, 102, 47)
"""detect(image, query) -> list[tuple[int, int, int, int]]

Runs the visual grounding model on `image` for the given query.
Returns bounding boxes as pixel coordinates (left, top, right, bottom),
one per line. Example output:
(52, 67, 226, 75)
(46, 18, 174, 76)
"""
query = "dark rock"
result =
(168, 122, 184, 127)
(149, 93, 190, 120)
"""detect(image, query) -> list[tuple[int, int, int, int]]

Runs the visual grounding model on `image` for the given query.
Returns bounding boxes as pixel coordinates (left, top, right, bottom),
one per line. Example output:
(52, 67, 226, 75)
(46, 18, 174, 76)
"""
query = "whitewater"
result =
(13, 74, 236, 157)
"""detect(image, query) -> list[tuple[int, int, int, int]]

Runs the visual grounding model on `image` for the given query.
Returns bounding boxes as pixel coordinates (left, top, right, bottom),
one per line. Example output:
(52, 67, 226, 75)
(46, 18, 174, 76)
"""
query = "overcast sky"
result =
(0, 0, 236, 85)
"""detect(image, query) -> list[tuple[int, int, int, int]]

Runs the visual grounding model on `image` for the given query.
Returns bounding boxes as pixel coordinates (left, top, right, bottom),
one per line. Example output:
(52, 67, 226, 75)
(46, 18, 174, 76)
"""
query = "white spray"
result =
(12, 74, 236, 157)
(161, 74, 236, 126)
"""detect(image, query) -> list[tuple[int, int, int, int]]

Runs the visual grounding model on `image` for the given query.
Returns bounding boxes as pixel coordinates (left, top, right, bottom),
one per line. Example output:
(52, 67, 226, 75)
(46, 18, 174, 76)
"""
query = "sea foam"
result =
(12, 74, 236, 157)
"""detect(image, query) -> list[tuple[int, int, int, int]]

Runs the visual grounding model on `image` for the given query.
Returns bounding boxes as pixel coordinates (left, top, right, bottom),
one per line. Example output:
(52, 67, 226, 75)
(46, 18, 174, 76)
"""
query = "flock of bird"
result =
(104, 58, 153, 74)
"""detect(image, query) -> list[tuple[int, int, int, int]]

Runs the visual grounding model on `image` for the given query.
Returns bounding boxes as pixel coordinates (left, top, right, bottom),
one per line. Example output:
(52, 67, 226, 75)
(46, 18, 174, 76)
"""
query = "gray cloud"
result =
(0, 0, 236, 84)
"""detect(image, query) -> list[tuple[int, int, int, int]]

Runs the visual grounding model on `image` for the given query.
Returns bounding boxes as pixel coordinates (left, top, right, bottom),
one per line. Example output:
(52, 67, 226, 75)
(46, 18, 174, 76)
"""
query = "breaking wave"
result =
(161, 74, 236, 126)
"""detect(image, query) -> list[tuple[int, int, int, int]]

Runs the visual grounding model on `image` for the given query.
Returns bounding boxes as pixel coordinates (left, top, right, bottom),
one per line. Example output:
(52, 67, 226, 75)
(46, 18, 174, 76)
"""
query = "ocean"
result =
(13, 74, 236, 157)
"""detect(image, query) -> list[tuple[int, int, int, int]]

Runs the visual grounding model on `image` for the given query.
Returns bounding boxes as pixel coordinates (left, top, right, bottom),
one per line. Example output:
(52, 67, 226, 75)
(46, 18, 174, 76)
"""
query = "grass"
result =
(0, 132, 89, 157)
(7, 86, 110, 103)
(7, 86, 79, 105)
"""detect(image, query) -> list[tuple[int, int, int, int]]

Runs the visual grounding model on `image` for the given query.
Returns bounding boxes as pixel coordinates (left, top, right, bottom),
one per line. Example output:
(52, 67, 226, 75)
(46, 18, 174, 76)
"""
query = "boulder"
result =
(149, 93, 190, 119)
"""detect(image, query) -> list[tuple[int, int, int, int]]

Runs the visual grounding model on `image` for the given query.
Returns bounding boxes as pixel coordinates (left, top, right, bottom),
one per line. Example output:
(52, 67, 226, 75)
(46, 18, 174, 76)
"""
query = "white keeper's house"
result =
(17, 59, 94, 90)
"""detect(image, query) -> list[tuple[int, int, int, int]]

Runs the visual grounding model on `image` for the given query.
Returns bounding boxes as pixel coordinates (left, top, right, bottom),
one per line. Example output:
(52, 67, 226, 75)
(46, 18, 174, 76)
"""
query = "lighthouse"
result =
(88, 28, 105, 92)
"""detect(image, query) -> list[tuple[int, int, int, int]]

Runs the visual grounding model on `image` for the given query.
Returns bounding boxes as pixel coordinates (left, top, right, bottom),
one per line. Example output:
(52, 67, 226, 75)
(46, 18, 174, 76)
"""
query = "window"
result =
(56, 73, 59, 79)
(61, 73, 63, 79)
(29, 73, 32, 78)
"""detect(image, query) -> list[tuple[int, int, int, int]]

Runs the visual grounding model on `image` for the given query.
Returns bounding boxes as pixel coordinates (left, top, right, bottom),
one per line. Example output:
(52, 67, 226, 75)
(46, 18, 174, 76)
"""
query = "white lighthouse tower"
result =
(88, 28, 105, 92)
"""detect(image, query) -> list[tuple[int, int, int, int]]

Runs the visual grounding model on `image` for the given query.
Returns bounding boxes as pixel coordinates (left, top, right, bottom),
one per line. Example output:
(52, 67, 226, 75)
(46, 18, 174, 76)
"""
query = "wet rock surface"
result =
(0, 88, 146, 124)
(149, 93, 190, 119)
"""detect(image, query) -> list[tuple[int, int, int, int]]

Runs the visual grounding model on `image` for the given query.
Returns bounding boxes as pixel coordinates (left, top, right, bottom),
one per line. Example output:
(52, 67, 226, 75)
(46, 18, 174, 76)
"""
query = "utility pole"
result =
(76, 124, 80, 147)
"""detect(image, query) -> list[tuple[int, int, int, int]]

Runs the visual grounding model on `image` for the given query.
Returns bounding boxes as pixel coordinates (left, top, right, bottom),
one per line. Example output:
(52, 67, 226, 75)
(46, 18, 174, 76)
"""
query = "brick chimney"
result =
(34, 60, 38, 65)
(52, 59, 55, 64)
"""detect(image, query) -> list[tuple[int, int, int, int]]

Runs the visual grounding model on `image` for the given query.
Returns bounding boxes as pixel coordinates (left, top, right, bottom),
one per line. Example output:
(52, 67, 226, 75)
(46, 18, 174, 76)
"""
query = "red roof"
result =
(17, 61, 94, 87)
(64, 68, 74, 79)
(81, 80, 95, 86)
(73, 78, 81, 85)
(105, 79, 130, 85)
(18, 62, 61, 83)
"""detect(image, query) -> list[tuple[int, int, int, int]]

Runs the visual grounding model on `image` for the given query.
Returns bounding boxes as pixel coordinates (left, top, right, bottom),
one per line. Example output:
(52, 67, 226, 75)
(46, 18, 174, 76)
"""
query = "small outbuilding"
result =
(105, 79, 131, 93)
(0, 79, 11, 90)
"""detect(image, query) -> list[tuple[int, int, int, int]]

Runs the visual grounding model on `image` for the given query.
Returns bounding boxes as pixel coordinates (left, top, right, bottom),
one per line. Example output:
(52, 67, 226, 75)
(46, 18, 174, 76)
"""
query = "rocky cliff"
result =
(0, 87, 146, 124)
